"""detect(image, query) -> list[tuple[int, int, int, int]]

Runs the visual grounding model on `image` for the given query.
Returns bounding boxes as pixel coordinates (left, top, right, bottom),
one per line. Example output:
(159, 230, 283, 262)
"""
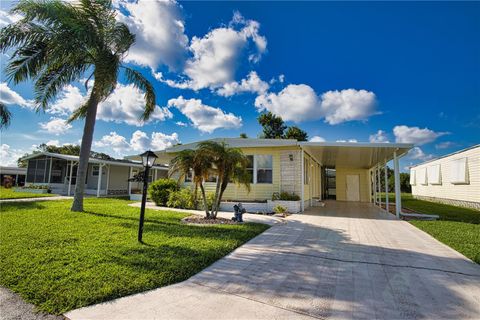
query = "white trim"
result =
(384, 161, 389, 212)
(105, 165, 110, 195)
(96, 164, 103, 197)
(48, 156, 53, 184)
(300, 147, 305, 212)
(128, 167, 132, 195)
(68, 160, 74, 196)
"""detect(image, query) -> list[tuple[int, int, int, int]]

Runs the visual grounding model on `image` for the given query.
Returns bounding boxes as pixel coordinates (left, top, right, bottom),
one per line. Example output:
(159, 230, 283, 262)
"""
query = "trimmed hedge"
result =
(148, 178, 179, 206)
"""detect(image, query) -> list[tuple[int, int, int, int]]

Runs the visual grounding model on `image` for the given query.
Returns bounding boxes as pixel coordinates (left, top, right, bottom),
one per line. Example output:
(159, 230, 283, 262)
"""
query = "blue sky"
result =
(1, 1, 479, 170)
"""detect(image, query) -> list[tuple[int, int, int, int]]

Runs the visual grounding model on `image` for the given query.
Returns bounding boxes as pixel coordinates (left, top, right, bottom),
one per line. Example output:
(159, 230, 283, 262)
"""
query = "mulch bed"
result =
(182, 215, 239, 225)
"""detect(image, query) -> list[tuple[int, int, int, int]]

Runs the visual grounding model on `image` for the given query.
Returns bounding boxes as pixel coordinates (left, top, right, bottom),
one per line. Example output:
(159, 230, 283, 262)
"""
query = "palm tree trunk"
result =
(211, 174, 223, 219)
(71, 92, 99, 212)
(193, 183, 198, 210)
(199, 182, 210, 218)
(214, 181, 228, 218)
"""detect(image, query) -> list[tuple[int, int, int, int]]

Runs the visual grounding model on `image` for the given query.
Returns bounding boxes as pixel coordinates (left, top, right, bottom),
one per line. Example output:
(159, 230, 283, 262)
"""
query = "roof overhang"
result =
(299, 142, 413, 169)
(21, 152, 168, 170)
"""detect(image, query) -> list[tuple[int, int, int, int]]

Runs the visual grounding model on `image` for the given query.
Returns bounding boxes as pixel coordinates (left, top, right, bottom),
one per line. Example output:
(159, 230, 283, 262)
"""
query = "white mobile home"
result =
(22, 152, 168, 197)
(410, 145, 480, 210)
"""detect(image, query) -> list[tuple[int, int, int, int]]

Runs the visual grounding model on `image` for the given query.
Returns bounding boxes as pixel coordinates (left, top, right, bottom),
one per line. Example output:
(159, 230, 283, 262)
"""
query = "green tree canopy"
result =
(284, 126, 308, 141)
(258, 112, 287, 139)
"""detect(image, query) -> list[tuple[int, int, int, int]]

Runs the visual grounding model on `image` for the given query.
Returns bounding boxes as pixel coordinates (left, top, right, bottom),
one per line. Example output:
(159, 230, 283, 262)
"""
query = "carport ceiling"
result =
(300, 142, 413, 169)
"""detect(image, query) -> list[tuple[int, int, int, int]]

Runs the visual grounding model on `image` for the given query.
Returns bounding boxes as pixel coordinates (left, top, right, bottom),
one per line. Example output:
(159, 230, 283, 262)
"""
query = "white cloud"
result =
(168, 96, 242, 133)
(164, 13, 267, 91)
(216, 71, 269, 97)
(320, 89, 377, 125)
(96, 83, 173, 126)
(47, 83, 172, 126)
(255, 85, 377, 124)
(393, 125, 448, 145)
(39, 118, 72, 135)
(309, 136, 326, 142)
(115, 0, 188, 70)
(0, 8, 21, 27)
(435, 141, 457, 149)
(46, 140, 60, 146)
(369, 130, 390, 143)
(47, 84, 85, 116)
(175, 121, 188, 127)
(0, 144, 26, 167)
(408, 147, 433, 161)
(94, 130, 180, 156)
(94, 132, 131, 154)
(0, 83, 34, 108)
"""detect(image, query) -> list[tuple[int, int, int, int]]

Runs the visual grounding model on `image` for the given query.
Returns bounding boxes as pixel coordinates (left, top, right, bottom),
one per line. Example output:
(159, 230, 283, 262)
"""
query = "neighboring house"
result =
(0, 166, 27, 186)
(129, 138, 412, 213)
(410, 144, 480, 210)
(21, 152, 168, 196)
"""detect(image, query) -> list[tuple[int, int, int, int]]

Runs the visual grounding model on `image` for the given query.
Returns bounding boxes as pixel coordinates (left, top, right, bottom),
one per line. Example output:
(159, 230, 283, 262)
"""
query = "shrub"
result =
(167, 188, 195, 209)
(200, 192, 216, 211)
(148, 178, 179, 206)
(272, 192, 300, 201)
(273, 205, 287, 214)
(22, 184, 49, 190)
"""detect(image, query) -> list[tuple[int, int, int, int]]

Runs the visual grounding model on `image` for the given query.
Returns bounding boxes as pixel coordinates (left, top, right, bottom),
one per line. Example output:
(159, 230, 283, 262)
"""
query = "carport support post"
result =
(393, 151, 402, 219)
(377, 166, 381, 208)
(385, 162, 389, 213)
(67, 160, 74, 196)
(128, 167, 132, 195)
(105, 165, 110, 196)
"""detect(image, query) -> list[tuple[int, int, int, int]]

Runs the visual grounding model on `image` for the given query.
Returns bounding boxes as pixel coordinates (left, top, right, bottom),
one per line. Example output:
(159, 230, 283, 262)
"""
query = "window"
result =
(427, 164, 441, 185)
(50, 160, 64, 183)
(256, 155, 272, 184)
(26, 158, 49, 183)
(450, 157, 468, 184)
(92, 165, 100, 176)
(246, 155, 254, 183)
(417, 167, 427, 185)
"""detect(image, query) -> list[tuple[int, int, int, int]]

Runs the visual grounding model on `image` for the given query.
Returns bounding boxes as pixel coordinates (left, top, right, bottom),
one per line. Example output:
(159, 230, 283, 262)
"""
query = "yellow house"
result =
(150, 138, 412, 214)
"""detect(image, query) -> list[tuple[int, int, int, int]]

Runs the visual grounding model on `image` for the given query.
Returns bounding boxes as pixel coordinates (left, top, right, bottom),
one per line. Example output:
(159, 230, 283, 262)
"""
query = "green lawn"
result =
(0, 198, 269, 314)
(382, 193, 480, 263)
(0, 186, 55, 199)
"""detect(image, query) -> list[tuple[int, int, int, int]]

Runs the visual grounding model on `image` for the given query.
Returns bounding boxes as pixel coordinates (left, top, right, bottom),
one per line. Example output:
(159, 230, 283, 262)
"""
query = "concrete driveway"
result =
(66, 202, 480, 320)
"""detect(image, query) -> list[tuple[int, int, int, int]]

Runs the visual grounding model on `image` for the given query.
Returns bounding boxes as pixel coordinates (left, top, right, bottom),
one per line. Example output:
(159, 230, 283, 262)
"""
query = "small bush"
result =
(273, 192, 300, 201)
(167, 188, 195, 209)
(148, 178, 179, 206)
(199, 192, 216, 211)
(22, 184, 50, 190)
(273, 205, 287, 214)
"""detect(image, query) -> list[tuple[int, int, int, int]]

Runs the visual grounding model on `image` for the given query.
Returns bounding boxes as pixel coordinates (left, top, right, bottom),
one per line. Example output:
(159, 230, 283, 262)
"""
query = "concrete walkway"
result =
(66, 202, 480, 320)
(128, 201, 284, 226)
(0, 196, 72, 203)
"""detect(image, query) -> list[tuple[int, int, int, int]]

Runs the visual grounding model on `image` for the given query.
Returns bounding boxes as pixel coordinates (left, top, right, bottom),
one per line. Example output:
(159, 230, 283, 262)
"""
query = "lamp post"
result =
(138, 150, 158, 243)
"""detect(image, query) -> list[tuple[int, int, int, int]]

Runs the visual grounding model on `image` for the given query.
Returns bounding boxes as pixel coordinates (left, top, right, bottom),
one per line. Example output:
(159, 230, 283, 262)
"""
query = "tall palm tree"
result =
(169, 149, 213, 218)
(0, 0, 156, 211)
(0, 102, 12, 129)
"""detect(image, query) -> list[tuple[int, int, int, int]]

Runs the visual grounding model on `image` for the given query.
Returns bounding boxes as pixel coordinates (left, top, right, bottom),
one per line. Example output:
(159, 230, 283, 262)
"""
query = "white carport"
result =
(299, 142, 413, 217)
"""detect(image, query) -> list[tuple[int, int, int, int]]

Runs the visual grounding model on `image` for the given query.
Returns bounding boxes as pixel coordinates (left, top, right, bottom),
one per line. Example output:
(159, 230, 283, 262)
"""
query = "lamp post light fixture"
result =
(138, 150, 158, 243)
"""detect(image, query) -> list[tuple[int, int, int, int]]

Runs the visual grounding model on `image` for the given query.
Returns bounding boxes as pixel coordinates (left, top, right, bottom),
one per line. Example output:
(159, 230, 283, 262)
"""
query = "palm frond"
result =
(0, 102, 12, 129)
(123, 67, 156, 121)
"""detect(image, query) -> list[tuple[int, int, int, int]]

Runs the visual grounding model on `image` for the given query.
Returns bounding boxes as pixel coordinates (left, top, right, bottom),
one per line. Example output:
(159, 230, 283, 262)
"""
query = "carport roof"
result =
(300, 142, 413, 169)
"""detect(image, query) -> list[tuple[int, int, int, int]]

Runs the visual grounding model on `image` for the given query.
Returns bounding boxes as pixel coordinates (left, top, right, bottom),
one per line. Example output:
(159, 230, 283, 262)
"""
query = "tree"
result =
(284, 126, 308, 141)
(258, 112, 286, 139)
(1, 0, 156, 212)
(169, 142, 251, 219)
(239, 133, 248, 138)
(169, 149, 213, 218)
(0, 102, 11, 129)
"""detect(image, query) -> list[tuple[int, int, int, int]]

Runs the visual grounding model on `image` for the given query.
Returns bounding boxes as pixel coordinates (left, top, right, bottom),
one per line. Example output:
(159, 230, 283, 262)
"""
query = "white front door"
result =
(346, 174, 360, 201)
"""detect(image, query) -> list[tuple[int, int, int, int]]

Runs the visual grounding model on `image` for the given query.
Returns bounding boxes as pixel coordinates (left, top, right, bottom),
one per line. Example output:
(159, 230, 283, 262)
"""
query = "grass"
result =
(382, 193, 480, 263)
(0, 198, 269, 314)
(0, 186, 55, 199)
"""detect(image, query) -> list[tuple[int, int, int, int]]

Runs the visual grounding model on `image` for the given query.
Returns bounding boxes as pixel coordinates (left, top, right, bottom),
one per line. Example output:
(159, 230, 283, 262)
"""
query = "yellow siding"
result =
(411, 146, 480, 203)
(181, 147, 298, 201)
(335, 167, 371, 202)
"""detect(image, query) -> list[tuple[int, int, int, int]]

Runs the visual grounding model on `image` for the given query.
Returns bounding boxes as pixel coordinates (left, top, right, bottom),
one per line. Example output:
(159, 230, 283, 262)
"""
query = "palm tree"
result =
(169, 149, 213, 218)
(196, 141, 251, 219)
(0, 102, 11, 129)
(0, 0, 156, 211)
